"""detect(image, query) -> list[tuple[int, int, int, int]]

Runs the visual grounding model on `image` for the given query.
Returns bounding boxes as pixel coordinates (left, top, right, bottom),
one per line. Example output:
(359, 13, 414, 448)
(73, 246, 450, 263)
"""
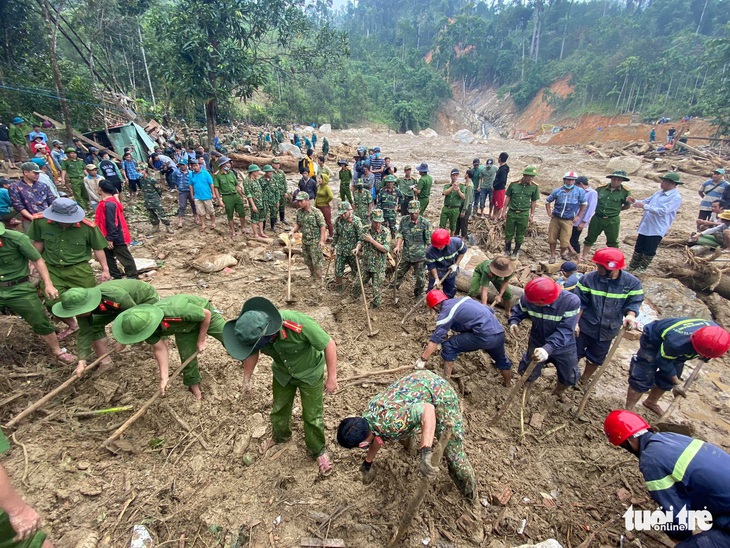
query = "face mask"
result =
(563, 183, 574, 190)
(375, 153, 380, 158)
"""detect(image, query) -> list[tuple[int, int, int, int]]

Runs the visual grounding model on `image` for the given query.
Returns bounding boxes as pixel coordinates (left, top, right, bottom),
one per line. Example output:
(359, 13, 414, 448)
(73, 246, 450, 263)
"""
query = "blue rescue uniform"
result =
(629, 317, 717, 393)
(509, 290, 581, 385)
(576, 270, 643, 365)
(430, 297, 511, 369)
(638, 431, 730, 546)
(425, 237, 467, 298)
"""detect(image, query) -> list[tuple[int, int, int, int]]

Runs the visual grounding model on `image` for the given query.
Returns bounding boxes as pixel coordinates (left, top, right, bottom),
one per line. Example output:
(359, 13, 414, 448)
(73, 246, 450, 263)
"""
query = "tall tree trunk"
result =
(696, 0, 709, 34)
(40, 0, 73, 141)
(616, 73, 628, 111)
(559, 0, 573, 60)
(205, 98, 217, 149)
(138, 24, 156, 106)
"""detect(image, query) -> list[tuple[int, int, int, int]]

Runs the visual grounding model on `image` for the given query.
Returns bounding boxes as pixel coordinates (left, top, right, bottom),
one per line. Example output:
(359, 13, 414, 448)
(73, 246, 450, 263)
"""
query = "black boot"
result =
(511, 243, 521, 260)
(627, 252, 643, 272)
(635, 254, 654, 274)
(505, 241, 512, 254)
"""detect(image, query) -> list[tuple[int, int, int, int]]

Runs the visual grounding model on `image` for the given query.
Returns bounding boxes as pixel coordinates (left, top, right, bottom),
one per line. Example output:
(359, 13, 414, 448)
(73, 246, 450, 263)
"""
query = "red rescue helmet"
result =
(431, 229, 450, 248)
(523, 277, 561, 306)
(426, 289, 448, 309)
(603, 410, 651, 446)
(690, 325, 730, 358)
(591, 247, 626, 270)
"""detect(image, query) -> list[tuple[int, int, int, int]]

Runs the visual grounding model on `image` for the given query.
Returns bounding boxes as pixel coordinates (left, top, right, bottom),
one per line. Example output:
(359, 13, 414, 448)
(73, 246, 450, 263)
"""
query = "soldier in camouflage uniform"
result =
(353, 180, 372, 223)
(353, 209, 390, 308)
(292, 191, 327, 278)
(394, 199, 432, 299)
(272, 158, 289, 225)
(245, 164, 267, 239)
(261, 165, 280, 231)
(377, 174, 401, 238)
(332, 201, 364, 291)
(397, 165, 418, 215)
(138, 168, 173, 232)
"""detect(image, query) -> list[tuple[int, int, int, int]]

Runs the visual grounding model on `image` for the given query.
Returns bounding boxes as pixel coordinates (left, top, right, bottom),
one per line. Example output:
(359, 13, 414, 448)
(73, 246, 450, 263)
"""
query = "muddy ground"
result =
(1, 127, 729, 548)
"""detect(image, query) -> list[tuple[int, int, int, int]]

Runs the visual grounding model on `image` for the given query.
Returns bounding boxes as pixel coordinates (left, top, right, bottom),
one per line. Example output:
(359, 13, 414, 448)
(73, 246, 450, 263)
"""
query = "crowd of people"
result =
(2, 123, 730, 546)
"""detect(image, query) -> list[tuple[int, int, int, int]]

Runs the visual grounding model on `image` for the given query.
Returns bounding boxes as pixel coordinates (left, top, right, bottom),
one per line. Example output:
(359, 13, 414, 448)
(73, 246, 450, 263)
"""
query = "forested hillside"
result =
(1, 0, 729, 137)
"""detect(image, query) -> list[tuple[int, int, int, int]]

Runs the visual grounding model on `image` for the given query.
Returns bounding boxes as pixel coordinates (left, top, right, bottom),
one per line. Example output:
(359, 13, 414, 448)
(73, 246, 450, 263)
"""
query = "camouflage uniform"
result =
(332, 205, 364, 280)
(377, 185, 401, 237)
(273, 168, 288, 221)
(139, 175, 171, 226)
(296, 204, 326, 274)
(262, 176, 280, 222)
(354, 210, 390, 308)
(353, 187, 372, 223)
(395, 202, 432, 298)
(245, 176, 266, 223)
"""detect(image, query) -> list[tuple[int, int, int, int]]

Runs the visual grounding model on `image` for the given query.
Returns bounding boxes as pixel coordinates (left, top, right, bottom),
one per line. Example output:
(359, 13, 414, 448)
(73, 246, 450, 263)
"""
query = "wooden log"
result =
(228, 153, 299, 174)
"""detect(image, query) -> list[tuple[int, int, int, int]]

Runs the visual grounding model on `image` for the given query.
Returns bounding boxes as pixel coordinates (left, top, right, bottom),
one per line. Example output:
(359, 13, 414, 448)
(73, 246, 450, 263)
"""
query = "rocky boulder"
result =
(606, 156, 642, 175)
(452, 128, 477, 144)
(319, 124, 332, 134)
(419, 128, 438, 138)
(642, 277, 712, 320)
(278, 143, 303, 159)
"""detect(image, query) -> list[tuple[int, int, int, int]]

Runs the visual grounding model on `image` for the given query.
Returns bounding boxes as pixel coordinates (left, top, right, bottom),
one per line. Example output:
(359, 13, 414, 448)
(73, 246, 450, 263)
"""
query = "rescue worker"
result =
(261, 165, 280, 232)
(501, 166, 540, 259)
(0, 221, 75, 364)
(377, 174, 401, 238)
(27, 198, 111, 338)
(545, 172, 587, 264)
(271, 158, 289, 226)
(337, 370, 477, 499)
(396, 165, 417, 215)
(353, 209, 390, 308)
(52, 280, 159, 376)
(291, 191, 327, 279)
(604, 410, 730, 547)
(579, 170, 632, 263)
(138, 167, 173, 233)
(60, 147, 89, 210)
(414, 163, 432, 215)
(393, 199, 432, 300)
(213, 156, 247, 238)
(332, 201, 364, 291)
(626, 319, 730, 415)
(468, 256, 515, 311)
(425, 229, 466, 299)
(337, 159, 353, 203)
(440, 168, 465, 235)
(223, 297, 337, 475)
(112, 294, 227, 400)
(420, 290, 513, 384)
(576, 248, 643, 385)
(508, 277, 581, 401)
(245, 164, 266, 239)
(557, 261, 581, 292)
(352, 180, 372, 224)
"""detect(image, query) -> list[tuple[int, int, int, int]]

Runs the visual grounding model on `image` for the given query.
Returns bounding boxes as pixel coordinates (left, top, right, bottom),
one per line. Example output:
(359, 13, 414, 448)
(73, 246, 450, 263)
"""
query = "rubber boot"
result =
(505, 241, 512, 255)
(511, 243, 522, 260)
(627, 252, 644, 272)
(637, 254, 655, 274)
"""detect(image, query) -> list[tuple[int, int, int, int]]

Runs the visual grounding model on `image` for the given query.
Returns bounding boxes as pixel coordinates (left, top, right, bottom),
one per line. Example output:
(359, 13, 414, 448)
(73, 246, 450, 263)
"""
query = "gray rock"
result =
(452, 129, 476, 144)
(606, 156, 642, 175)
(419, 128, 438, 138)
(642, 277, 711, 320)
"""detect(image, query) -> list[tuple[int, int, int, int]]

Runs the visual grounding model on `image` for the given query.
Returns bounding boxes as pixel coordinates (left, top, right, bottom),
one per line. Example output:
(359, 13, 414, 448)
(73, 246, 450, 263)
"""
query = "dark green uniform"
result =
(273, 169, 288, 221)
(468, 259, 513, 301)
(62, 157, 89, 209)
(332, 214, 364, 278)
(214, 171, 245, 221)
(245, 176, 265, 223)
(583, 184, 631, 248)
(27, 217, 108, 308)
(144, 294, 226, 387)
(504, 180, 540, 245)
(260, 310, 330, 457)
(76, 280, 159, 361)
(0, 229, 54, 335)
(353, 188, 371, 223)
(139, 176, 170, 227)
(296, 207, 326, 273)
(261, 177, 280, 223)
(355, 225, 390, 307)
(397, 177, 417, 210)
(377, 187, 401, 236)
(417, 175, 433, 214)
(394, 214, 432, 298)
(440, 183, 466, 233)
(338, 168, 353, 203)
(0, 429, 48, 547)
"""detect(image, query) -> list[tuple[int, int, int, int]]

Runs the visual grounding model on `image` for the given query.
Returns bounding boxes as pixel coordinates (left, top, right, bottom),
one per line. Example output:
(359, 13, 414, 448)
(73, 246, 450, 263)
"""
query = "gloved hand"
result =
(414, 359, 426, 370)
(533, 347, 549, 363)
(672, 385, 687, 398)
(448, 264, 459, 274)
(509, 324, 519, 337)
(433, 277, 442, 288)
(360, 459, 375, 484)
(574, 324, 580, 337)
(418, 447, 438, 480)
(623, 314, 638, 330)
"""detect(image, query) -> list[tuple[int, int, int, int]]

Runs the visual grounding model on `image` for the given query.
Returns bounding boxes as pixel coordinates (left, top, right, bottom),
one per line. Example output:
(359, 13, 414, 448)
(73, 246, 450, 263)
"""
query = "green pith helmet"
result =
(51, 287, 103, 318)
(383, 174, 397, 183)
(522, 166, 538, 177)
(112, 305, 164, 344)
(606, 170, 630, 181)
(247, 164, 261, 173)
(660, 172, 683, 184)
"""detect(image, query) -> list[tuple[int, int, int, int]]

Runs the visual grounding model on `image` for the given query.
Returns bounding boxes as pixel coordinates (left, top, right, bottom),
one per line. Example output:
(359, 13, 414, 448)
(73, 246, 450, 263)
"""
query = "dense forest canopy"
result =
(1, 0, 729, 138)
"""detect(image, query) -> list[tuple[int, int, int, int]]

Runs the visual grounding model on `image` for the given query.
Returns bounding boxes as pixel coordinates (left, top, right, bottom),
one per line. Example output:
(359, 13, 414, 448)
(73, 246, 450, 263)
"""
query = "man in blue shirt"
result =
(545, 172, 586, 264)
(189, 160, 215, 230)
(172, 161, 198, 228)
(420, 290, 512, 383)
(604, 410, 730, 547)
(697, 168, 728, 230)
(425, 229, 466, 298)
(508, 276, 581, 401)
(369, 146, 385, 193)
(627, 172, 683, 273)
(27, 124, 47, 144)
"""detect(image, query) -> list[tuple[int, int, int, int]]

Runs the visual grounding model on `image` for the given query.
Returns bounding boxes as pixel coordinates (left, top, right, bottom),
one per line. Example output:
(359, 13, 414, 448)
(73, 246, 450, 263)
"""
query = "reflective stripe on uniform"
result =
(436, 298, 469, 326)
(576, 283, 644, 299)
(519, 301, 579, 322)
(661, 318, 703, 339)
(645, 439, 704, 492)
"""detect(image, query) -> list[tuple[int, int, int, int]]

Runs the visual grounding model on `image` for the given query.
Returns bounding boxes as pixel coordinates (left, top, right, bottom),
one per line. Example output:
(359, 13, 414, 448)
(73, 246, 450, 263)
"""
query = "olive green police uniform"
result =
(26, 216, 108, 309)
(338, 168, 353, 203)
(583, 183, 631, 248)
(440, 182, 466, 233)
(0, 225, 55, 336)
(62, 157, 89, 209)
(214, 171, 246, 221)
(417, 174, 433, 214)
(504, 180, 540, 245)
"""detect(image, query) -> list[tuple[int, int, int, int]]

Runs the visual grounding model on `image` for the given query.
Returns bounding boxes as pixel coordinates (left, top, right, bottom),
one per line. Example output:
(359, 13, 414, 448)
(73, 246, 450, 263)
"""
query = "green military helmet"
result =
(222, 297, 283, 360)
(52, 287, 103, 318)
(262, 164, 274, 172)
(606, 170, 630, 181)
(660, 172, 683, 184)
(522, 166, 538, 177)
(112, 304, 164, 345)
(383, 174, 397, 183)
(65, 147, 77, 153)
(370, 208, 385, 222)
(407, 200, 420, 213)
(338, 201, 352, 214)
(247, 164, 262, 173)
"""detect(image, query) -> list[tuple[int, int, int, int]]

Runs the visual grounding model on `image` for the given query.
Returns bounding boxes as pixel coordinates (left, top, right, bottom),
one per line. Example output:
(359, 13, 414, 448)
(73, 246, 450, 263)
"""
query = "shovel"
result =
(392, 251, 402, 305)
(575, 326, 627, 418)
(658, 359, 705, 423)
(285, 239, 297, 304)
(400, 270, 451, 326)
(354, 254, 379, 337)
